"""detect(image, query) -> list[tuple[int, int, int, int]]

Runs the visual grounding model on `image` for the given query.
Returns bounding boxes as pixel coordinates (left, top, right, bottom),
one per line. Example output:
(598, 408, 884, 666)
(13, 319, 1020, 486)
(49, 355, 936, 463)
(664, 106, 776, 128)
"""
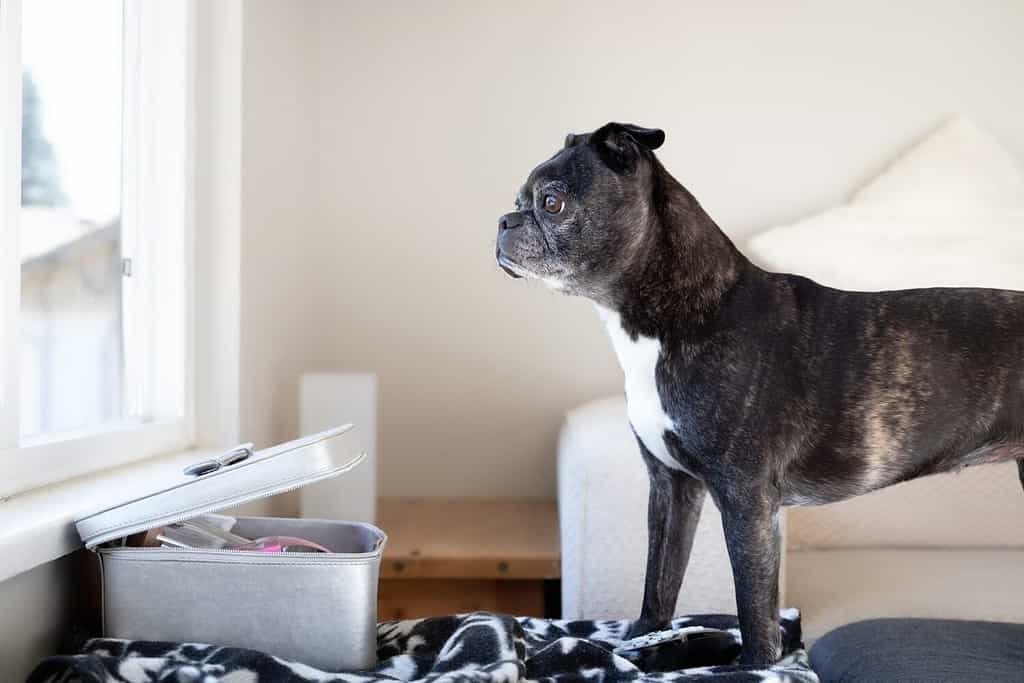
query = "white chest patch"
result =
(596, 306, 684, 472)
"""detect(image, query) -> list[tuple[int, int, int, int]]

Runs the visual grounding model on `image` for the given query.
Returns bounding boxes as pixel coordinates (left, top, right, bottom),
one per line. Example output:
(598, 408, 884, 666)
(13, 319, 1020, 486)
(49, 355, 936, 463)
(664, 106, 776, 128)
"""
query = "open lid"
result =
(76, 424, 365, 549)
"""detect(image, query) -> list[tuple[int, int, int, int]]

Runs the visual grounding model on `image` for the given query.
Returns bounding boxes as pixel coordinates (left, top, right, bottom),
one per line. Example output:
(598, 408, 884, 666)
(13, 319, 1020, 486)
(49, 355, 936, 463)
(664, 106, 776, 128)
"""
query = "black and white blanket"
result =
(29, 611, 817, 682)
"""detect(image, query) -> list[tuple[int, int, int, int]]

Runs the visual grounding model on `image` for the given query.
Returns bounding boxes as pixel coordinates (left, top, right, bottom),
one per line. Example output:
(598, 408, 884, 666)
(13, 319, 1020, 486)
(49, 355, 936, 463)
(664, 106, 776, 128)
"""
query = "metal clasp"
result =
(183, 442, 255, 477)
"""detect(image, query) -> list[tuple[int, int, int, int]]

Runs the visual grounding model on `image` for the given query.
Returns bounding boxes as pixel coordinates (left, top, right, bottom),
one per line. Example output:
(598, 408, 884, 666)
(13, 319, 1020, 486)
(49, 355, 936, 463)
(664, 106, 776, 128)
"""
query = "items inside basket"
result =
(118, 514, 386, 555)
(129, 513, 332, 553)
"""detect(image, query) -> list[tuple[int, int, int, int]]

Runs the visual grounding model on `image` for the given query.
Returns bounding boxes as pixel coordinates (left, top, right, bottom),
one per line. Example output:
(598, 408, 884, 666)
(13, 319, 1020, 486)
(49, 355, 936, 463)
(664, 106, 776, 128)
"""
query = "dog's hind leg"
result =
(626, 439, 706, 640)
(1018, 458, 1024, 492)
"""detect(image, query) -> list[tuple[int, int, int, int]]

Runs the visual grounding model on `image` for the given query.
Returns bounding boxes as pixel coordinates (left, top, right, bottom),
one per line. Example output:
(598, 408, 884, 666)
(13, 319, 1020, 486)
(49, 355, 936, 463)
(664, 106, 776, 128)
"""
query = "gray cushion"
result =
(810, 618, 1024, 683)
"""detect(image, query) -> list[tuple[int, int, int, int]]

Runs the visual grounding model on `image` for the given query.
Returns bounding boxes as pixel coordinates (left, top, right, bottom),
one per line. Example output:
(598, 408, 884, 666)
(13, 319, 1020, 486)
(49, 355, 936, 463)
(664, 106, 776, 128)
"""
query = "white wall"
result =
(240, 0, 1024, 500)
(239, 0, 318, 452)
(231, 0, 320, 515)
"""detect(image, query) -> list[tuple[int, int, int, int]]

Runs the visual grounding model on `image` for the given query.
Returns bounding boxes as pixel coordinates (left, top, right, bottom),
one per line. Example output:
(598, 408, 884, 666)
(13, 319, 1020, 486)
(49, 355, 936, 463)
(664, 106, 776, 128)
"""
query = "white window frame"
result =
(0, 0, 199, 498)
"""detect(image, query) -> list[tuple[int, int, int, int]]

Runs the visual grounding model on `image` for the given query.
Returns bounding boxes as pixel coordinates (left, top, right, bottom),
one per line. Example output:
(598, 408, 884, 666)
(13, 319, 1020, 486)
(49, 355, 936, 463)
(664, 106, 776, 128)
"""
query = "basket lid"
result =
(75, 424, 365, 549)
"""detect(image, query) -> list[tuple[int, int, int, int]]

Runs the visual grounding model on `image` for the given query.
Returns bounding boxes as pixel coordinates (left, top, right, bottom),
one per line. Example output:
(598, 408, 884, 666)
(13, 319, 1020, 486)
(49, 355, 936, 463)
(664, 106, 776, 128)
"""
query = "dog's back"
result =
(760, 273, 1024, 502)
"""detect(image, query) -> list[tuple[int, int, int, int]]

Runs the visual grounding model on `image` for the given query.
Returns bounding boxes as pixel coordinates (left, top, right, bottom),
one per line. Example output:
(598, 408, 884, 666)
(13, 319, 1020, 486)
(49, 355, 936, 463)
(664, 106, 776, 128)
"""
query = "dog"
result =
(495, 122, 1024, 666)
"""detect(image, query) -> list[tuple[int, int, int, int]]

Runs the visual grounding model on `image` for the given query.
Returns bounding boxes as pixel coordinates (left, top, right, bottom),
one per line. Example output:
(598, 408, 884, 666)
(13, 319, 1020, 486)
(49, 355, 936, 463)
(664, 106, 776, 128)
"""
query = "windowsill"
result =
(0, 445, 220, 583)
(1, 418, 191, 498)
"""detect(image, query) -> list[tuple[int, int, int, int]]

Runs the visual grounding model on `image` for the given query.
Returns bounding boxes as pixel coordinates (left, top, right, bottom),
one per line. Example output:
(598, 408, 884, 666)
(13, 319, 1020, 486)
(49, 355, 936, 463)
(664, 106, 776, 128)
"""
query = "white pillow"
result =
(748, 207, 1024, 291)
(747, 116, 1024, 292)
(745, 116, 1024, 550)
(853, 115, 1024, 213)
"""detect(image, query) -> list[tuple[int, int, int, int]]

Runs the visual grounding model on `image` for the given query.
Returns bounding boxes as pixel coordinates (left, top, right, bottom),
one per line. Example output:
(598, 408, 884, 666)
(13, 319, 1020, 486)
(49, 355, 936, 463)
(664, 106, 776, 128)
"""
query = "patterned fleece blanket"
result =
(28, 610, 817, 683)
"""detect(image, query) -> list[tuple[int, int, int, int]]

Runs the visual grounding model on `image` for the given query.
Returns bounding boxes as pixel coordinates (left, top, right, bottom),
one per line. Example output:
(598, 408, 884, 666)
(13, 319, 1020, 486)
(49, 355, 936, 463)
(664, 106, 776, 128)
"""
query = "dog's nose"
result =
(499, 212, 524, 232)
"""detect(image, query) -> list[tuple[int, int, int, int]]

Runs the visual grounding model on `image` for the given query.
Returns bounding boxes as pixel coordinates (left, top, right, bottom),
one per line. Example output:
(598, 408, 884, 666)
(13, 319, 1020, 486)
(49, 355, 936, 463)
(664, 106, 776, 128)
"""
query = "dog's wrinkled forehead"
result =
(513, 123, 664, 210)
(517, 144, 595, 206)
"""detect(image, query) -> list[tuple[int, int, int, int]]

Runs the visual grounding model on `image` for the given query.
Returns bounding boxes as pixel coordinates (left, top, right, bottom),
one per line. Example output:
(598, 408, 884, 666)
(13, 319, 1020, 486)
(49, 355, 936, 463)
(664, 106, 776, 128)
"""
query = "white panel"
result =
(299, 373, 377, 523)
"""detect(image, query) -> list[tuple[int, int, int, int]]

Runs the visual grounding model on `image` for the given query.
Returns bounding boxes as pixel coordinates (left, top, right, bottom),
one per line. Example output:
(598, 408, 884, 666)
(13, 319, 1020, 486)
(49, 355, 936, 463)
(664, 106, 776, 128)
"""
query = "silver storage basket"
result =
(75, 425, 386, 672)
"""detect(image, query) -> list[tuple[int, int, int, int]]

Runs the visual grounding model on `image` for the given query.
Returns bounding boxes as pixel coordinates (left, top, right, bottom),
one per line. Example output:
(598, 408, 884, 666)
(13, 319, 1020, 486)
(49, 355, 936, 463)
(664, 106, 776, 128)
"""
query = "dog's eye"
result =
(543, 194, 564, 214)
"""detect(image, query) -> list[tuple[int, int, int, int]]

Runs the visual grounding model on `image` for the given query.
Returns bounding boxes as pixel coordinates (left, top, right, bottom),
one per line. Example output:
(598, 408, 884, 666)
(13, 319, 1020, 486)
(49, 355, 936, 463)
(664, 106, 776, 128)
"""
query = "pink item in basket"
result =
(230, 535, 331, 554)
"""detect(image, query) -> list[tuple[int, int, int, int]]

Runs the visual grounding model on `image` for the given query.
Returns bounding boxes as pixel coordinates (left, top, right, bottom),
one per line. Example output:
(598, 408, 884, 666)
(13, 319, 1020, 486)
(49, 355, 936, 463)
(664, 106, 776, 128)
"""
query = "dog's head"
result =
(495, 122, 665, 300)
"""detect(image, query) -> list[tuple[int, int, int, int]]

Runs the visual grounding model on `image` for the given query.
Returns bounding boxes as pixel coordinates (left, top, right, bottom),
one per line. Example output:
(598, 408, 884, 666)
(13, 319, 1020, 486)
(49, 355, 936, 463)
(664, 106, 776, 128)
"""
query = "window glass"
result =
(20, 0, 125, 438)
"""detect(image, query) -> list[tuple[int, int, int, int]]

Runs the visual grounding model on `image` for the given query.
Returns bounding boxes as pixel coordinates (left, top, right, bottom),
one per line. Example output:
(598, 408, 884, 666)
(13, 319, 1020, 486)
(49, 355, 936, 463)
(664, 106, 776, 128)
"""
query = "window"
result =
(1, 0, 194, 496)
(20, 0, 126, 438)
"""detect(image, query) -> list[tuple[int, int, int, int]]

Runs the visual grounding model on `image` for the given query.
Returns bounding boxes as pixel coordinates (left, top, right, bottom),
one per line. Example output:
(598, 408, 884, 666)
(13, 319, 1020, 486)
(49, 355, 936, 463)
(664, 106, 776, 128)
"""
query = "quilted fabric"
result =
(27, 611, 816, 683)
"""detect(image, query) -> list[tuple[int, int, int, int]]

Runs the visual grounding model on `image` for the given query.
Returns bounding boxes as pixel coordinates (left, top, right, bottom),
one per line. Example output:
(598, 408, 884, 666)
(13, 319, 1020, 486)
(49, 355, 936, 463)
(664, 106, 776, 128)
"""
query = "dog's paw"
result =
(623, 618, 666, 641)
(737, 642, 782, 668)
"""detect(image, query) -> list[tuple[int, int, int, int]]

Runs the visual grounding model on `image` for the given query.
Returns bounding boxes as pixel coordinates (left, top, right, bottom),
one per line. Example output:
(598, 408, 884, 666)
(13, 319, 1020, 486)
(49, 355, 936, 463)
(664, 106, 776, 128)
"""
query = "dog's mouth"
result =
(496, 250, 526, 280)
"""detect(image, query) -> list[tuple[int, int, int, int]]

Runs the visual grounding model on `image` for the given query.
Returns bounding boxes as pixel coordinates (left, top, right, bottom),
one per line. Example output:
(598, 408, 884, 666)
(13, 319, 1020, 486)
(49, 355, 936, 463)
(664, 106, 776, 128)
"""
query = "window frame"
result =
(0, 0, 198, 498)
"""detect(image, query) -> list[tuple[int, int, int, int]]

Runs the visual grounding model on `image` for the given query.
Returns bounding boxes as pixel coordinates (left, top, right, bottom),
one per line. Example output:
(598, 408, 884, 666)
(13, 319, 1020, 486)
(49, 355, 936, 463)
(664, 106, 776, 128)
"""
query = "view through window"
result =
(19, 0, 125, 438)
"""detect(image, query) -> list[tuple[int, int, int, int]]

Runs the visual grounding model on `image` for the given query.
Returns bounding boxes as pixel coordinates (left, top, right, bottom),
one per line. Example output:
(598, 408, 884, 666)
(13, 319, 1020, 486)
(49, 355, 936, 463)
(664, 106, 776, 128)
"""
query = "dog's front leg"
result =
(718, 487, 782, 666)
(626, 440, 706, 639)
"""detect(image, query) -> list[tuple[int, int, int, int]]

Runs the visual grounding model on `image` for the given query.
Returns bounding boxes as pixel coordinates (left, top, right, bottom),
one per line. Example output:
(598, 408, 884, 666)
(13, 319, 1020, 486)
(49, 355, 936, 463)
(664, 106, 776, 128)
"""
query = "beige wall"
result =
(239, 0, 1024, 500)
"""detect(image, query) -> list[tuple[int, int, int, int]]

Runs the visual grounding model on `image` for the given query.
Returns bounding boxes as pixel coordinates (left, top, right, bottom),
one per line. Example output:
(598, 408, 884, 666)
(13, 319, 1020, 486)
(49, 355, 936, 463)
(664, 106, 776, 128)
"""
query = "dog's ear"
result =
(590, 122, 665, 172)
(612, 123, 665, 150)
(564, 132, 578, 148)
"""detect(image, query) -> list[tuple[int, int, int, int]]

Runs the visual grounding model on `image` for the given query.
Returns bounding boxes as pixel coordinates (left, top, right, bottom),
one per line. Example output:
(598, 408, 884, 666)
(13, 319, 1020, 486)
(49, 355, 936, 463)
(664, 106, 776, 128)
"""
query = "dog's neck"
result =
(601, 163, 749, 341)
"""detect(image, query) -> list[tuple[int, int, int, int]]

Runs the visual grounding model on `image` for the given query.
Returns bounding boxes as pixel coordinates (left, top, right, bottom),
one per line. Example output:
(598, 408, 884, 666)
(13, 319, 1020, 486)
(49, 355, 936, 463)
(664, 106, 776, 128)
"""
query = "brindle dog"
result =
(495, 122, 1024, 666)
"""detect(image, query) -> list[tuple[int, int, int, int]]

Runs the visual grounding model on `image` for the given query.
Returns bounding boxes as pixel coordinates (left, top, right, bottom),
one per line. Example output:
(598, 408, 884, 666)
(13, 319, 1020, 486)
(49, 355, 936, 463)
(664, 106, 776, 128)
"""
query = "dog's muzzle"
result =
(496, 212, 526, 279)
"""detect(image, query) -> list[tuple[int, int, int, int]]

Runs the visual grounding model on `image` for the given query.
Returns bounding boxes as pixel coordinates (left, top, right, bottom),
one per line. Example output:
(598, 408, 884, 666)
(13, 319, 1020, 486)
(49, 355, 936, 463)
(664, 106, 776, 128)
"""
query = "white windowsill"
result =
(0, 445, 221, 583)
